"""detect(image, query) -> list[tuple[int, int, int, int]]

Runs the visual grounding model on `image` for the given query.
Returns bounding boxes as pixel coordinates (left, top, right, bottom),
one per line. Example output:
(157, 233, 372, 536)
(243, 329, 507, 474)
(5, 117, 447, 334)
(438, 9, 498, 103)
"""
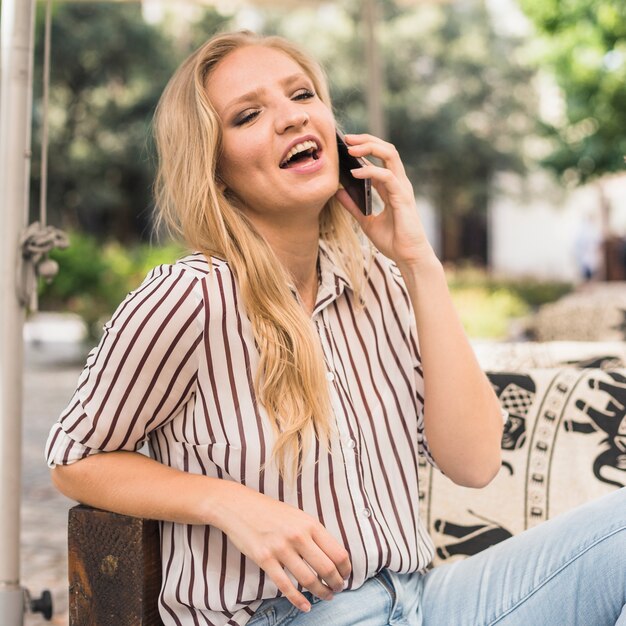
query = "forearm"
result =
(399, 256, 503, 487)
(52, 449, 351, 612)
(51, 450, 237, 527)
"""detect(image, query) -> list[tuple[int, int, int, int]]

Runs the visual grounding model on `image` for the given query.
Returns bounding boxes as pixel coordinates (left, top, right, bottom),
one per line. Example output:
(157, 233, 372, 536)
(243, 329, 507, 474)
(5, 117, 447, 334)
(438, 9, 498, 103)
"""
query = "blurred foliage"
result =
(30, 1, 538, 257)
(39, 232, 185, 338)
(446, 265, 572, 338)
(519, 0, 626, 184)
(446, 265, 573, 305)
(450, 286, 528, 339)
(30, 2, 232, 242)
(28, 0, 558, 331)
(38, 234, 572, 342)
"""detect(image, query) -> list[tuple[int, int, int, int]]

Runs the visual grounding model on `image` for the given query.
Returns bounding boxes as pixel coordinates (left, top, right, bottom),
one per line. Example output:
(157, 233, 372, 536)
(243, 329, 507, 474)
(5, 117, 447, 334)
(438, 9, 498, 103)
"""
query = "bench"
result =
(67, 350, 626, 625)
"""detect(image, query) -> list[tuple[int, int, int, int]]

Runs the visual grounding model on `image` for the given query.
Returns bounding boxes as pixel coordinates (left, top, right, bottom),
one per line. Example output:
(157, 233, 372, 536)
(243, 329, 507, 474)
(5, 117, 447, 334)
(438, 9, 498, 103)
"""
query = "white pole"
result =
(0, 0, 37, 623)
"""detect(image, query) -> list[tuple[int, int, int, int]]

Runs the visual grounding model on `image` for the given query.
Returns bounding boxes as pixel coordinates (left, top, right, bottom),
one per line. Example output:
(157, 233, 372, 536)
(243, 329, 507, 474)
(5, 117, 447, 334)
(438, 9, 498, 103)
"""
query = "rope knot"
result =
(17, 222, 69, 311)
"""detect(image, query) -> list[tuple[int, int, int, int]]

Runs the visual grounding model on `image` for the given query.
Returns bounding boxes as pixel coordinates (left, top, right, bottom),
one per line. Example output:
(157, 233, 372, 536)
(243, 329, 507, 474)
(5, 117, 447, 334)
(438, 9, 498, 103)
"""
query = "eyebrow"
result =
(223, 72, 312, 115)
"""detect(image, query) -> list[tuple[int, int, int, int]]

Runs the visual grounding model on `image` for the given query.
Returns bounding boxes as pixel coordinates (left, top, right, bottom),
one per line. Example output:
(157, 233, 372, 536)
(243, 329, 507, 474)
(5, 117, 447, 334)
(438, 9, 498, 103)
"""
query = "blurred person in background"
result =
(573, 211, 603, 281)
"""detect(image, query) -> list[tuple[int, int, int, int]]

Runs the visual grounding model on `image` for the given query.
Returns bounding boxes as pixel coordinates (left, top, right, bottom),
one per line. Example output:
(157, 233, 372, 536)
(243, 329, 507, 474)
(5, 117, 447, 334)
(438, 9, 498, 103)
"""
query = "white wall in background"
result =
(489, 171, 626, 282)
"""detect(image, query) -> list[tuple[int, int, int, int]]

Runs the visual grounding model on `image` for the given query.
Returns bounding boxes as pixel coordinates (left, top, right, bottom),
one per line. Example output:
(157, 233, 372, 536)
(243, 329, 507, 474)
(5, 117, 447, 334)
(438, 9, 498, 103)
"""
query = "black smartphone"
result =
(336, 130, 372, 216)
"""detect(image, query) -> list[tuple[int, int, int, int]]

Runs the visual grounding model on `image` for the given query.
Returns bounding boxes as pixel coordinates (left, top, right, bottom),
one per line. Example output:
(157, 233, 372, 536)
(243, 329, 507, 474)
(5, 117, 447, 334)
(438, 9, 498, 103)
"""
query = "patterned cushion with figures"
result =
(420, 368, 626, 565)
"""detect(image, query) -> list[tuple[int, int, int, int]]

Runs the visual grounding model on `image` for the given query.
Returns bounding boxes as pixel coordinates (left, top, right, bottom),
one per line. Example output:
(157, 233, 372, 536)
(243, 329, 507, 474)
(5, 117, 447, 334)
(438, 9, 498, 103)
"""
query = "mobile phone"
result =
(336, 130, 372, 216)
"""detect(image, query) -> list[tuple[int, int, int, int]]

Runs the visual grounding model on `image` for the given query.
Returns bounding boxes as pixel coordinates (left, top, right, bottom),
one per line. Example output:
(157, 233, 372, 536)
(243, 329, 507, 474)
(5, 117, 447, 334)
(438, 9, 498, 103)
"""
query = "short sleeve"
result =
(45, 264, 204, 467)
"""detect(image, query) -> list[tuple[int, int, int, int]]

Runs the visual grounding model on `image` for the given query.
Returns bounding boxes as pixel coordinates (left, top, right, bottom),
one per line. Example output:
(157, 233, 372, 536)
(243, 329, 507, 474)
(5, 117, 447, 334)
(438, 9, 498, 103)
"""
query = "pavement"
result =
(21, 338, 87, 626)
(525, 281, 626, 341)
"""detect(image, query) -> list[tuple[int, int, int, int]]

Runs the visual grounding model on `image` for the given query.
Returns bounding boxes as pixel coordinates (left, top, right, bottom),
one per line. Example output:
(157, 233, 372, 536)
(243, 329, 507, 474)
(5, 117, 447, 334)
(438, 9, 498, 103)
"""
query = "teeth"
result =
(282, 140, 317, 166)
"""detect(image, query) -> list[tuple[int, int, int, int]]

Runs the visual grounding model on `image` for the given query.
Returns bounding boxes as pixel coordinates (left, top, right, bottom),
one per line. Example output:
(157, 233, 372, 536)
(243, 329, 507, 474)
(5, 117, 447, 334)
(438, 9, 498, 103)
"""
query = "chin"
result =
(311, 178, 340, 208)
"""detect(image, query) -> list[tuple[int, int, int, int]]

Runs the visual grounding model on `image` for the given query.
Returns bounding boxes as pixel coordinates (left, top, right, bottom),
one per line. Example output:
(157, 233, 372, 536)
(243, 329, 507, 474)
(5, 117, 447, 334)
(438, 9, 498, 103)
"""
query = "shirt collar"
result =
(312, 240, 353, 315)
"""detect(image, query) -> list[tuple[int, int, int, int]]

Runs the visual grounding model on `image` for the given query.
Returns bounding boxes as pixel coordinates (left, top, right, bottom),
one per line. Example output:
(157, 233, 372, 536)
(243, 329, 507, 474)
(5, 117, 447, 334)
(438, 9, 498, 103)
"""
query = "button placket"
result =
(316, 310, 374, 544)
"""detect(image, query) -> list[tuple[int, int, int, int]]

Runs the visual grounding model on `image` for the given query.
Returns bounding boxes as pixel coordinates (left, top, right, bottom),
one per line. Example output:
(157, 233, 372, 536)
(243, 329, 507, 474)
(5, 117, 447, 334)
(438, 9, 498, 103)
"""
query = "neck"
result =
(252, 217, 320, 314)
(270, 230, 320, 312)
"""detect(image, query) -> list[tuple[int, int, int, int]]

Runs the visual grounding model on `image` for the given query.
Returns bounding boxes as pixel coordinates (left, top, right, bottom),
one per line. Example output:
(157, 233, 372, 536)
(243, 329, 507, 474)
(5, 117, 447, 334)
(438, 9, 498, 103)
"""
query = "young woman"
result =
(47, 31, 625, 626)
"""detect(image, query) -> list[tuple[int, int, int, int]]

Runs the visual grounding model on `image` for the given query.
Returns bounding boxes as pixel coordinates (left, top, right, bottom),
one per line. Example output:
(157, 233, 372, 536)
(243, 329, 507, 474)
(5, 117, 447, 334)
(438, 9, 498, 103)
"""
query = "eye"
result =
(292, 88, 315, 101)
(234, 109, 260, 126)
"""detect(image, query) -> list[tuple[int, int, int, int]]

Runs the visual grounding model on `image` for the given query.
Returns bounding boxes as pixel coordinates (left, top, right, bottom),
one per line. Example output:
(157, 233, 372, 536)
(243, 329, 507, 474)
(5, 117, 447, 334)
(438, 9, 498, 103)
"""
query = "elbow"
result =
(50, 463, 83, 502)
(462, 459, 501, 489)
(447, 447, 502, 489)
(50, 465, 70, 496)
(459, 405, 505, 488)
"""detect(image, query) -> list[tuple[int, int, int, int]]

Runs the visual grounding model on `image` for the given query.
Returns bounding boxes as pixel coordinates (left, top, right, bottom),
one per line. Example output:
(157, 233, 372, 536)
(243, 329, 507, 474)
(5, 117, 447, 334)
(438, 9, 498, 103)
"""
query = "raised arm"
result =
(336, 133, 503, 487)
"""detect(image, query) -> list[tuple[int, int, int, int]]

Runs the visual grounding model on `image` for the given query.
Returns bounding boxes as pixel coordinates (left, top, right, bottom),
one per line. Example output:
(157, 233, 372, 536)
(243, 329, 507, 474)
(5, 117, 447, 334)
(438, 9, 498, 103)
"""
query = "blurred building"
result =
(488, 171, 626, 282)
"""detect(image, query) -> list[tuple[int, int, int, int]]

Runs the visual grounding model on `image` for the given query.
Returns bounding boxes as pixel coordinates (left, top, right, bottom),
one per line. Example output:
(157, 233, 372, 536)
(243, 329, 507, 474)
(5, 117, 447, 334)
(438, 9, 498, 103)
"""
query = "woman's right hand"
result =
(52, 451, 350, 613)
(209, 481, 352, 613)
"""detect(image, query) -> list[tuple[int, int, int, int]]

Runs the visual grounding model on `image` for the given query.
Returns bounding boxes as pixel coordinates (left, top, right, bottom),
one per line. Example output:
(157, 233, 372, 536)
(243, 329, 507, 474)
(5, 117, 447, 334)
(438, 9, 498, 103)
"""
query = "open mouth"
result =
(279, 139, 321, 169)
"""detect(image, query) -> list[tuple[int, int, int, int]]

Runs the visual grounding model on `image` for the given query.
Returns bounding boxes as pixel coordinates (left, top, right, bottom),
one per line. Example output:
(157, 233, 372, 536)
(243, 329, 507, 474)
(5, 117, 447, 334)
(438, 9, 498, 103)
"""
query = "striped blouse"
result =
(46, 241, 437, 626)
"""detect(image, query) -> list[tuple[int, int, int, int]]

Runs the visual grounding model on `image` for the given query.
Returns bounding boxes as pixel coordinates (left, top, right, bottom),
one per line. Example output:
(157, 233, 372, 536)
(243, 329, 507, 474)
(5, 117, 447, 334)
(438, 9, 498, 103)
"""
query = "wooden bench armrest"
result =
(68, 504, 163, 626)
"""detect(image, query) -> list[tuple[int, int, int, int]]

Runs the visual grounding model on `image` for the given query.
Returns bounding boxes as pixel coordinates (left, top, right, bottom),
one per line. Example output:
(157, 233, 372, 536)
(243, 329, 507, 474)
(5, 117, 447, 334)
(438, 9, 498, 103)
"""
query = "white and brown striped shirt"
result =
(46, 242, 437, 626)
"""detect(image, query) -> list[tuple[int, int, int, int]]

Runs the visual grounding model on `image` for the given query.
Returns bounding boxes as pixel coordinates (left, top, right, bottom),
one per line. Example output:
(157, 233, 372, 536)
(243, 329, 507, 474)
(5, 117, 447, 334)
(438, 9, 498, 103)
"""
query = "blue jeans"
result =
(248, 488, 626, 625)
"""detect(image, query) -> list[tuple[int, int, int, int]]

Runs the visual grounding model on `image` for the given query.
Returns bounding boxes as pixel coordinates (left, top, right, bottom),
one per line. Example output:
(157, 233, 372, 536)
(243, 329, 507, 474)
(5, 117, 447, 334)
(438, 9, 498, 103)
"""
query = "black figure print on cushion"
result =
(488, 373, 536, 475)
(567, 371, 626, 489)
(434, 511, 513, 561)
(564, 355, 625, 369)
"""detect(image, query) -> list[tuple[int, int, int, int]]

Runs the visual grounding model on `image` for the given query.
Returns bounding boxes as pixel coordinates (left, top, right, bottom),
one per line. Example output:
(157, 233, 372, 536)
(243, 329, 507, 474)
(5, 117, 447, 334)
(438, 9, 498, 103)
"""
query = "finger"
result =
(342, 132, 387, 146)
(348, 144, 408, 182)
(282, 553, 336, 601)
(297, 542, 346, 592)
(343, 134, 407, 177)
(350, 164, 407, 202)
(311, 528, 352, 581)
(263, 560, 312, 612)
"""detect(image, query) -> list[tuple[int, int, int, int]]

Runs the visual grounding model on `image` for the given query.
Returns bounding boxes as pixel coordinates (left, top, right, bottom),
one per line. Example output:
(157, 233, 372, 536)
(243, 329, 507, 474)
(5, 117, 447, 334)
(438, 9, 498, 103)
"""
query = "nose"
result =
(275, 103, 309, 134)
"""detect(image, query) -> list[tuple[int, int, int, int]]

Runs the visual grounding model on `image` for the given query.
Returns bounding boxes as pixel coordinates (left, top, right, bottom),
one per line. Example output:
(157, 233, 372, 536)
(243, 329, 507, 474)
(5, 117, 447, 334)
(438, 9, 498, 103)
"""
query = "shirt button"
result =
(347, 439, 356, 450)
(362, 508, 371, 518)
(326, 371, 335, 382)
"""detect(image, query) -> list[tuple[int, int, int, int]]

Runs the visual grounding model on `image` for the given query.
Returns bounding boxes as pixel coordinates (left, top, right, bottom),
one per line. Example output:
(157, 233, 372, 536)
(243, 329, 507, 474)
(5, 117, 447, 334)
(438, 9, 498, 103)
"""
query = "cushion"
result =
(419, 368, 626, 565)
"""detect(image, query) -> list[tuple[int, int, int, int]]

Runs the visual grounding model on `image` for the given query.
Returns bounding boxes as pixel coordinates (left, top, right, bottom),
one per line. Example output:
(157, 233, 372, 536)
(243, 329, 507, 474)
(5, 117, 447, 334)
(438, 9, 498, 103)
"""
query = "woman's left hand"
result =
(334, 133, 435, 270)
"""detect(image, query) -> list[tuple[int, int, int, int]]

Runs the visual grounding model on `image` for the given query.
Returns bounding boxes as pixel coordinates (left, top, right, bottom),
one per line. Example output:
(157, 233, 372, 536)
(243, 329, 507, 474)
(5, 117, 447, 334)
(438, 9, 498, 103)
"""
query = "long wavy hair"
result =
(153, 31, 365, 478)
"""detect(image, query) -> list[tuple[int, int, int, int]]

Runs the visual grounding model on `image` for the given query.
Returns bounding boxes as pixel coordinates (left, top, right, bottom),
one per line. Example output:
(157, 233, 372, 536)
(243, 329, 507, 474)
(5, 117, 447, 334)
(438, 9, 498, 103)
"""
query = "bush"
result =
(40, 232, 185, 339)
(450, 287, 529, 339)
(446, 265, 573, 339)
(41, 240, 573, 342)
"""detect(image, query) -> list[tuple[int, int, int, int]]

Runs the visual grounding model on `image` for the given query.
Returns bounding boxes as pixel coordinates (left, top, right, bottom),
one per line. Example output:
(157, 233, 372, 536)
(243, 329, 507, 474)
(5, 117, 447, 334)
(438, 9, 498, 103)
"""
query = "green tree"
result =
(30, 3, 231, 243)
(380, 0, 537, 261)
(31, 1, 537, 264)
(519, 0, 626, 183)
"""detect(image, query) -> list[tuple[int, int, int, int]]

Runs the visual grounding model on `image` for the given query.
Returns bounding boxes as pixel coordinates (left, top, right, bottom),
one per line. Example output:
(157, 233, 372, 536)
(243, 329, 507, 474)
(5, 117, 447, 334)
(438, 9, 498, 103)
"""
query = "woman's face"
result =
(206, 45, 339, 226)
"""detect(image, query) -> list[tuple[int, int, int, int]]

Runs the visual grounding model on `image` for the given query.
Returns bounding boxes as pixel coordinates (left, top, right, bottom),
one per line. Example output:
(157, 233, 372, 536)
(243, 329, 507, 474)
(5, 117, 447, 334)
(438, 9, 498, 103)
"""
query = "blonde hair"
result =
(153, 31, 365, 478)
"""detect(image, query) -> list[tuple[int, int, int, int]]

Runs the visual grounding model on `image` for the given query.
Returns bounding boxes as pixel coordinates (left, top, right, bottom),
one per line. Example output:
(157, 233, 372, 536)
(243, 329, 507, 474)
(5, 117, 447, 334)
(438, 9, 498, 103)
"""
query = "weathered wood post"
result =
(68, 505, 163, 626)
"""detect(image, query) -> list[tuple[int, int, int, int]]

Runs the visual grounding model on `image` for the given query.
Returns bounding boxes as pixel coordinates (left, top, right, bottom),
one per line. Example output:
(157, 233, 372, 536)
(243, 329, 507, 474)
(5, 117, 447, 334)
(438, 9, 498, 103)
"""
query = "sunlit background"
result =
(22, 0, 626, 343)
